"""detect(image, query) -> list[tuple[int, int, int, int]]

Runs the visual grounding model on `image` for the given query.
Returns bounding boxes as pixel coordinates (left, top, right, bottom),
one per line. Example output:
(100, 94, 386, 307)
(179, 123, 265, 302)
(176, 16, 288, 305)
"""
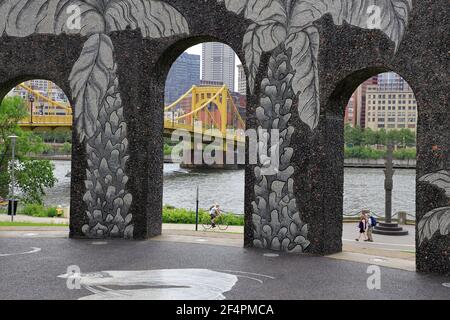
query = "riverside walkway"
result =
(0, 231, 447, 300)
(0, 214, 416, 272)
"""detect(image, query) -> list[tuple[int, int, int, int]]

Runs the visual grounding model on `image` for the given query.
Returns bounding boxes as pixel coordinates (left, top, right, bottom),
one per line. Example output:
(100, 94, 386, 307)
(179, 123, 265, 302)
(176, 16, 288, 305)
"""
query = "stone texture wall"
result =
(0, 0, 448, 275)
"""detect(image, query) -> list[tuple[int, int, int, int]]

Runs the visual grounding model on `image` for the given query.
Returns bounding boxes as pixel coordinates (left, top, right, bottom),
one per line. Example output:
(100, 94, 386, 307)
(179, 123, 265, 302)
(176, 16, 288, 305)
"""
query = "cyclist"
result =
(209, 204, 222, 228)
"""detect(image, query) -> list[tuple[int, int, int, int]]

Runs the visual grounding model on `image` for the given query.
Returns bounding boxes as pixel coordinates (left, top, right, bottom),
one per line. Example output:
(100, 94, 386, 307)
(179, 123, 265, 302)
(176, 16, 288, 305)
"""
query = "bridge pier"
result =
(180, 163, 243, 170)
(179, 148, 245, 170)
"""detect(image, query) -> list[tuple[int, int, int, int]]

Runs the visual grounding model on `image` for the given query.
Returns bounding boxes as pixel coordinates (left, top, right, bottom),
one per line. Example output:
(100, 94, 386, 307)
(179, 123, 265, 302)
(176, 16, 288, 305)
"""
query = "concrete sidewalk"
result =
(0, 215, 417, 271)
(1, 237, 448, 300)
(0, 214, 68, 225)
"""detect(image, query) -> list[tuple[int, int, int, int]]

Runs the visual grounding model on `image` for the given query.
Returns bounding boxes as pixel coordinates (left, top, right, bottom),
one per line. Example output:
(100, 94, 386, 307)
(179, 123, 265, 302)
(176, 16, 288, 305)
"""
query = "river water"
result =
(46, 161, 416, 217)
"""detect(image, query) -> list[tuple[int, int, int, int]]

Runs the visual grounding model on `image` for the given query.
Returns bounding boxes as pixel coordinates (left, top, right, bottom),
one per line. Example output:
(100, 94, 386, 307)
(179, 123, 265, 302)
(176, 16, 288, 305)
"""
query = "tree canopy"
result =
(344, 124, 416, 148)
(0, 97, 56, 204)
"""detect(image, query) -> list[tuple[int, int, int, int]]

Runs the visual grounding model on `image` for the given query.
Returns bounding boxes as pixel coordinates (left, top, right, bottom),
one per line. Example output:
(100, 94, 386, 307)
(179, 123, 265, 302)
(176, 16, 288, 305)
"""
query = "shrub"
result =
(60, 142, 72, 155)
(345, 146, 416, 160)
(163, 144, 173, 156)
(46, 207, 58, 218)
(345, 146, 385, 160)
(21, 204, 46, 217)
(20, 204, 58, 217)
(162, 206, 244, 226)
(393, 148, 416, 160)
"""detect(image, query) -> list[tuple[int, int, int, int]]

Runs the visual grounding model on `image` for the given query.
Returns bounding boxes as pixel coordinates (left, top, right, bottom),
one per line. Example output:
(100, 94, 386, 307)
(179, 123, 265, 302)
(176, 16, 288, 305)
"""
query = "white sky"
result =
(185, 43, 242, 92)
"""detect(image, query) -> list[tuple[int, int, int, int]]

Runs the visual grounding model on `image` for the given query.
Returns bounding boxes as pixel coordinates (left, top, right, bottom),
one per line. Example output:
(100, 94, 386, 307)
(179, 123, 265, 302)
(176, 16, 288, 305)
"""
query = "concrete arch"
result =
(0, 0, 446, 275)
(140, 36, 250, 242)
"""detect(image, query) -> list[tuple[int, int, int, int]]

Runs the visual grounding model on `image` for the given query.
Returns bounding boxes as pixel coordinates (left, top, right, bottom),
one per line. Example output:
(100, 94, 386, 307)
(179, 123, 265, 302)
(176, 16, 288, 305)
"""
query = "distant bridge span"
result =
(18, 84, 245, 142)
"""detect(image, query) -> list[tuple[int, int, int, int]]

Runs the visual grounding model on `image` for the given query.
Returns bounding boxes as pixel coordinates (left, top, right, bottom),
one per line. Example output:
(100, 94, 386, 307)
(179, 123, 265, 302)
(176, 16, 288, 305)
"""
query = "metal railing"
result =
(343, 210, 416, 224)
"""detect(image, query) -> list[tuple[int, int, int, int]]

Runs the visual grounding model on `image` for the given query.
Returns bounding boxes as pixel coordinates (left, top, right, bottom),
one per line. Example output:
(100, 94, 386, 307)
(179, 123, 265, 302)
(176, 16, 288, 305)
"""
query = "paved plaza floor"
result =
(0, 223, 448, 300)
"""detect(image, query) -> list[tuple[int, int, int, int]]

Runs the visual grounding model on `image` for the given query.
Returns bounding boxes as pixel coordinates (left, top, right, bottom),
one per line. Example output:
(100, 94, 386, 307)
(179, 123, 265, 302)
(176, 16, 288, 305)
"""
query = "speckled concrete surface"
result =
(0, 237, 449, 300)
(0, 0, 447, 275)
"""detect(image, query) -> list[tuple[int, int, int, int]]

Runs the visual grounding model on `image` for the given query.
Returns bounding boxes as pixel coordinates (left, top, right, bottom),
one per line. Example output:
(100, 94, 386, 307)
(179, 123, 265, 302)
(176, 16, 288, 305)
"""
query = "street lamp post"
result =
(384, 143, 394, 224)
(28, 94, 35, 124)
(8, 135, 18, 222)
(373, 143, 409, 236)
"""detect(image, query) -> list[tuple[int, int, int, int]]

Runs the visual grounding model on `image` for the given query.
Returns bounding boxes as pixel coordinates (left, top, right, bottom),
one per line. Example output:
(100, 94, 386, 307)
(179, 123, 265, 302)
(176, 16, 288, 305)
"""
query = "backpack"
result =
(370, 216, 377, 227)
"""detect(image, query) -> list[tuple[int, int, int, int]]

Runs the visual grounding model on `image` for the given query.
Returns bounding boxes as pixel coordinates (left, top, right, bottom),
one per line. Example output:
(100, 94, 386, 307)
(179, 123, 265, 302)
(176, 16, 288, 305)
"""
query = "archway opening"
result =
(0, 79, 72, 232)
(342, 71, 416, 254)
(162, 41, 247, 245)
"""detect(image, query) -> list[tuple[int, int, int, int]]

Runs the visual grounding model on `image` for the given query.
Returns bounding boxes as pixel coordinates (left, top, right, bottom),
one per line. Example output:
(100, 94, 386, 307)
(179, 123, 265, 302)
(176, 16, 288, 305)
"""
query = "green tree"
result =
(398, 128, 416, 147)
(344, 124, 364, 147)
(387, 129, 402, 146)
(0, 97, 27, 196)
(0, 97, 56, 203)
(376, 129, 387, 145)
(36, 131, 72, 144)
(362, 128, 377, 146)
(16, 160, 56, 204)
(60, 142, 72, 154)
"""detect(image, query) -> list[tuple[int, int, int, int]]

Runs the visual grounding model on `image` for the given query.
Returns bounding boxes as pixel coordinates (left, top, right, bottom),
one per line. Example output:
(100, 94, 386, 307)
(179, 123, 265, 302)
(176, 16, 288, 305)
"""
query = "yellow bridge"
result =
(18, 84, 245, 142)
(17, 83, 73, 131)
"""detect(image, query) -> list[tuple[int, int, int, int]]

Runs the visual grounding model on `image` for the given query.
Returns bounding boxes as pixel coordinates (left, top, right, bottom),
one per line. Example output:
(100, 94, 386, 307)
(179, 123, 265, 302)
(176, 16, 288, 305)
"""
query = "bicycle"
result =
(202, 213, 229, 231)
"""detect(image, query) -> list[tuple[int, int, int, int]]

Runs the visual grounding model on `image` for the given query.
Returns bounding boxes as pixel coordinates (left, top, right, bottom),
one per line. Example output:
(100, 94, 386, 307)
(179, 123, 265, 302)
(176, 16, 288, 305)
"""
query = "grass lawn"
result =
(0, 221, 68, 227)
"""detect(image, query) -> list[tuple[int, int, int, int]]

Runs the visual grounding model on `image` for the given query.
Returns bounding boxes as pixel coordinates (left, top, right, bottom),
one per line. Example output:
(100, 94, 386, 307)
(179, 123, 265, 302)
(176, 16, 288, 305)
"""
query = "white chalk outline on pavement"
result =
(91, 241, 108, 245)
(233, 275, 265, 284)
(0, 247, 41, 257)
(59, 269, 239, 300)
(264, 253, 280, 258)
(218, 270, 275, 280)
(343, 239, 415, 247)
(370, 258, 388, 262)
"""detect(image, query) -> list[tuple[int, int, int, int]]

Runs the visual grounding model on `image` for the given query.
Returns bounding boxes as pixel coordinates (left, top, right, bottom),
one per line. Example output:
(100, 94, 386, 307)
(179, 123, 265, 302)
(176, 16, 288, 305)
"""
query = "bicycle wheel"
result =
(202, 222, 213, 230)
(216, 215, 229, 231)
(217, 223, 229, 231)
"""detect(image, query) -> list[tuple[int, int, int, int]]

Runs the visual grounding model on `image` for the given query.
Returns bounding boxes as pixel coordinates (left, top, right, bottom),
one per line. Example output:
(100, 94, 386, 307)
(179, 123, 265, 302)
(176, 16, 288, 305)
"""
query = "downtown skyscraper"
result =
(165, 52, 200, 105)
(202, 42, 235, 92)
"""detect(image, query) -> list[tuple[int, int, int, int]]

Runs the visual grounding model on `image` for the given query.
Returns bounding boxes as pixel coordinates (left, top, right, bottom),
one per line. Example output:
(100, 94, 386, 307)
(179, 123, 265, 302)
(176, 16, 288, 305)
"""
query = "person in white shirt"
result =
(209, 204, 222, 228)
(365, 212, 375, 242)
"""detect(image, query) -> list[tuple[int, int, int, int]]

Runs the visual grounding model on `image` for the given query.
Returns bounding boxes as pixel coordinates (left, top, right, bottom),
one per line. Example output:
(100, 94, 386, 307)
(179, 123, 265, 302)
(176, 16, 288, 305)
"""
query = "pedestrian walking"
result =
(365, 212, 377, 242)
(355, 213, 368, 242)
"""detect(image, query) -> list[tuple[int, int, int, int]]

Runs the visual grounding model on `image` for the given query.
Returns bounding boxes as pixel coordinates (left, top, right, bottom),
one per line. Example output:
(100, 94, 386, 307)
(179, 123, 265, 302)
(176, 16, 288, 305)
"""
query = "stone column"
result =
(416, 110, 450, 275)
